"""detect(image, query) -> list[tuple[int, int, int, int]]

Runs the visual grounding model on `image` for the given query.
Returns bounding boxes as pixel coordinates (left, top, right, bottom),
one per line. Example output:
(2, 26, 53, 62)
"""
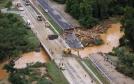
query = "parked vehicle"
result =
(27, 20, 31, 25)
(37, 15, 42, 21)
(48, 35, 58, 40)
(25, 0, 30, 6)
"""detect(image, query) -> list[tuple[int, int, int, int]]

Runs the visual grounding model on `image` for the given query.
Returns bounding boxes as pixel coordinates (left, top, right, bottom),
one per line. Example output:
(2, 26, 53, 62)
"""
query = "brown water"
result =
(0, 70, 8, 80)
(14, 48, 49, 69)
(72, 23, 124, 58)
(0, 61, 8, 80)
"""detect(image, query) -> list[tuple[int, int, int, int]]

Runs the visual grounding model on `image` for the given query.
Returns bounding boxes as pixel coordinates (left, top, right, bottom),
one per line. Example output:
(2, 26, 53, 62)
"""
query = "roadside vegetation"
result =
(4, 61, 68, 84)
(0, 0, 12, 9)
(112, 7, 134, 79)
(46, 61, 69, 84)
(0, 13, 39, 60)
(4, 62, 52, 84)
(81, 59, 110, 84)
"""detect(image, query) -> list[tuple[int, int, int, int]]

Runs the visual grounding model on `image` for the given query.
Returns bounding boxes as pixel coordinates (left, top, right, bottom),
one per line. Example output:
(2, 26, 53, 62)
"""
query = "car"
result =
(27, 20, 31, 25)
(25, 2, 30, 6)
(18, 7, 24, 11)
(16, 2, 22, 7)
(48, 35, 58, 40)
(37, 15, 42, 21)
(44, 9, 48, 13)
(25, 0, 30, 6)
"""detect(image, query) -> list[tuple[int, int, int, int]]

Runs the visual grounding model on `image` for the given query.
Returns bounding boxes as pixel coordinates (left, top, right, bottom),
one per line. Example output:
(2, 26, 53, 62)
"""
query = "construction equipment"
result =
(63, 48, 71, 54)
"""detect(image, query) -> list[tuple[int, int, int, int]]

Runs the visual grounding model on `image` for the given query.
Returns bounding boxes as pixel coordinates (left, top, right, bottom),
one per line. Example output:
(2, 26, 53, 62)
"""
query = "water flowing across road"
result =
(72, 23, 124, 58)
(14, 48, 49, 69)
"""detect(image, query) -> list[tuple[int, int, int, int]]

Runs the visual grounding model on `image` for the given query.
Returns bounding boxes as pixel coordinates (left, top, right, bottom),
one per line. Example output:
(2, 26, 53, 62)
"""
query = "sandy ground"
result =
(47, 0, 80, 27)
(14, 49, 49, 69)
(72, 23, 124, 58)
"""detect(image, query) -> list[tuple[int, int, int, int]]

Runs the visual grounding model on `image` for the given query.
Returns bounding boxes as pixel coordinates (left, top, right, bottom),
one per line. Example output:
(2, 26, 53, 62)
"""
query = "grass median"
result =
(82, 58, 110, 84)
(46, 61, 69, 84)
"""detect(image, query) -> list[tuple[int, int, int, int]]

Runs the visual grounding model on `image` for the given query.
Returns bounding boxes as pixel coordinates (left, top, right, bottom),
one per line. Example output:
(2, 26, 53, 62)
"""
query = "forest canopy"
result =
(0, 13, 39, 60)
(65, 0, 134, 28)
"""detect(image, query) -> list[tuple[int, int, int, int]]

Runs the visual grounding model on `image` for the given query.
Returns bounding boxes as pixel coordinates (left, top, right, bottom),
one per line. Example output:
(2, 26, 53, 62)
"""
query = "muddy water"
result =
(0, 70, 8, 80)
(14, 48, 49, 69)
(72, 23, 124, 58)
(0, 61, 8, 80)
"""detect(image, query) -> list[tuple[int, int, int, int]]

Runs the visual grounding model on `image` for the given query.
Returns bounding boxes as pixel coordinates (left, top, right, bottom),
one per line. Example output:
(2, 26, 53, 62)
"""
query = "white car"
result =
(18, 7, 24, 11)
(27, 20, 31, 25)
(45, 9, 48, 13)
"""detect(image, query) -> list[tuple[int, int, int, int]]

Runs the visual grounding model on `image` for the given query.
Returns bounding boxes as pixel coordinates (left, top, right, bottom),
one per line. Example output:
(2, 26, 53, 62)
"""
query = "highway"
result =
(37, 0, 83, 48)
(38, 0, 72, 30)
(15, 0, 95, 84)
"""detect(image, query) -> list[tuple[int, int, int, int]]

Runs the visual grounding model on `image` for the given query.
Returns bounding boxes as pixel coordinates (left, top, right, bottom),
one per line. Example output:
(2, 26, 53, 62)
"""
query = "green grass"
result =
(0, 0, 9, 9)
(26, 30, 40, 47)
(38, 5, 63, 34)
(46, 61, 69, 84)
(82, 59, 110, 84)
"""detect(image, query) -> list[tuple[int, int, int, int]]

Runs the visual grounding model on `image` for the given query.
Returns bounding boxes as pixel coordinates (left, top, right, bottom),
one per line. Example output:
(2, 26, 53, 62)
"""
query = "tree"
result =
(121, 7, 134, 49)
(5, 0, 12, 9)
(0, 13, 39, 60)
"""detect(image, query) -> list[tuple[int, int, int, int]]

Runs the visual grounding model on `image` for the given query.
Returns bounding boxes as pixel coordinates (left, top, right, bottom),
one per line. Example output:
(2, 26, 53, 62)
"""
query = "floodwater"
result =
(14, 48, 49, 69)
(72, 23, 124, 58)
(0, 70, 8, 80)
(0, 61, 8, 80)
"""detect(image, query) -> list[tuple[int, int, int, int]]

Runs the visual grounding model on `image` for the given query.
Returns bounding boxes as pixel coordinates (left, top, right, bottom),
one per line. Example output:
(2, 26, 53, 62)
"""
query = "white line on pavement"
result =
(81, 61, 103, 84)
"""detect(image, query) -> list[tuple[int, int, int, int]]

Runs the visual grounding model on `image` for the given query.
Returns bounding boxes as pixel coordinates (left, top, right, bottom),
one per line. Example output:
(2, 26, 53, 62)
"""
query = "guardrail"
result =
(89, 56, 114, 84)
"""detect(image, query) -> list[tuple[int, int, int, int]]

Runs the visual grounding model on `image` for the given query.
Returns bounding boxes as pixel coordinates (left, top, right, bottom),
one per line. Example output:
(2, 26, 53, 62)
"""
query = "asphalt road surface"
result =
(37, 0, 83, 48)
(37, 0, 72, 30)
(16, 0, 95, 83)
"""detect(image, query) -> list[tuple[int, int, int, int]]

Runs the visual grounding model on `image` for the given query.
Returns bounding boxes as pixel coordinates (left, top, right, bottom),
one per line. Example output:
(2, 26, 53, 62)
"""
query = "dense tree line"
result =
(65, 0, 134, 28)
(114, 6, 134, 79)
(114, 47, 134, 79)
(121, 7, 134, 49)
(53, 0, 66, 4)
(4, 62, 52, 84)
(0, 13, 39, 60)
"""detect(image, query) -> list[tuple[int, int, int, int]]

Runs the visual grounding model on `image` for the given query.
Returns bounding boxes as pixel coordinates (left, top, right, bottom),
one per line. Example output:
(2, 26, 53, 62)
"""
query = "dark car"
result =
(37, 15, 42, 21)
(25, 0, 30, 6)
(48, 35, 58, 40)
